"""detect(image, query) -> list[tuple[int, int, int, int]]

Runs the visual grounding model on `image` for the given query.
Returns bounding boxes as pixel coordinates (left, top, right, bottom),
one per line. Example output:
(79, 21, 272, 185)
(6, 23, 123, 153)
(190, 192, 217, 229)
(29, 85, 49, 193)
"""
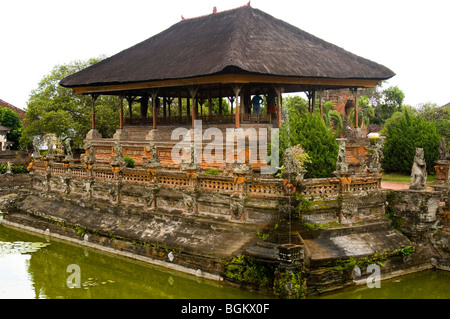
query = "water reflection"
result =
(0, 225, 267, 299)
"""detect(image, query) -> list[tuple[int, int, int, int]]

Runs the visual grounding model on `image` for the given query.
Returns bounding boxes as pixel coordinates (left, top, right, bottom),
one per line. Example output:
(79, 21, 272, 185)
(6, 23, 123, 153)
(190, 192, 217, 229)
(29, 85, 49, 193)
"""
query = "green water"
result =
(1, 224, 449, 299)
(0, 225, 267, 299)
(313, 269, 450, 299)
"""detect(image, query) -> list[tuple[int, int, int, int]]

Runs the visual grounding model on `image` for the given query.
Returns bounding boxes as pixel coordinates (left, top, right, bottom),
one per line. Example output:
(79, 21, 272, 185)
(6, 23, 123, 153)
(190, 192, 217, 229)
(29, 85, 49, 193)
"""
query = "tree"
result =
(280, 99, 339, 178)
(20, 57, 121, 150)
(417, 102, 450, 144)
(381, 109, 440, 174)
(360, 85, 405, 126)
(0, 106, 23, 150)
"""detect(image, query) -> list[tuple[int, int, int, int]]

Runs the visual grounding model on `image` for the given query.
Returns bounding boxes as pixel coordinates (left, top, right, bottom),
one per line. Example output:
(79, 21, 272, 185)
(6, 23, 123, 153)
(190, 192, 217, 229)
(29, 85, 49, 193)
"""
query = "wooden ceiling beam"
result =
(71, 74, 381, 95)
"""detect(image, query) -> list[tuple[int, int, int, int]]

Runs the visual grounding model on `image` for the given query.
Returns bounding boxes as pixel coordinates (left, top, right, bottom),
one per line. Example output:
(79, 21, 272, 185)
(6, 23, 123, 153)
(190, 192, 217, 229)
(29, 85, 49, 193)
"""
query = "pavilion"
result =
(59, 3, 394, 169)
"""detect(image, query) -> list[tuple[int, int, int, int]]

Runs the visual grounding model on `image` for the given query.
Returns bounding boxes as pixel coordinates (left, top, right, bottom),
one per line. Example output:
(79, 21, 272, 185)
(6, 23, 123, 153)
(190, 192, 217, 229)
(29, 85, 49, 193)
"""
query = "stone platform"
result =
(301, 221, 411, 267)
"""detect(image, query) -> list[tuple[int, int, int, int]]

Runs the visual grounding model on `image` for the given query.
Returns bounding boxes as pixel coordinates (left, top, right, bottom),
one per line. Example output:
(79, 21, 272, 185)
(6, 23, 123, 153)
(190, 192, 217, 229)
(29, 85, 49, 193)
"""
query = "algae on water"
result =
(0, 241, 51, 255)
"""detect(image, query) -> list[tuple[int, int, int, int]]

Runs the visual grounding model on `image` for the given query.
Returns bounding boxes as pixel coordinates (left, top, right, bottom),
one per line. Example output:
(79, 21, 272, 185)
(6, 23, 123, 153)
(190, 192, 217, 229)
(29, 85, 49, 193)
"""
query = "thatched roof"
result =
(60, 5, 394, 94)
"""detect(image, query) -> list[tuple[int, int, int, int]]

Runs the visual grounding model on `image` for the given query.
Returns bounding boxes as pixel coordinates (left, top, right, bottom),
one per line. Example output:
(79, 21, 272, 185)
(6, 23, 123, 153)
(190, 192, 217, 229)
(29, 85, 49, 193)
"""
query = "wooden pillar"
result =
(219, 86, 223, 115)
(186, 95, 190, 118)
(232, 85, 242, 129)
(91, 94, 98, 129)
(119, 95, 124, 129)
(188, 86, 199, 128)
(163, 96, 167, 120)
(150, 90, 158, 130)
(208, 88, 212, 119)
(127, 96, 134, 119)
(354, 89, 359, 128)
(311, 89, 316, 114)
(319, 91, 324, 120)
(275, 87, 284, 128)
(178, 93, 182, 121)
(168, 98, 173, 121)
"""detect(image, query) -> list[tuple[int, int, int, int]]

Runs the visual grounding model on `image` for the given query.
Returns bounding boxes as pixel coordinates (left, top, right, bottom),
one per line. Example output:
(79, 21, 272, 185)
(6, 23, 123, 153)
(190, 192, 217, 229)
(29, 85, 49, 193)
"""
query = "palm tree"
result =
(321, 101, 343, 136)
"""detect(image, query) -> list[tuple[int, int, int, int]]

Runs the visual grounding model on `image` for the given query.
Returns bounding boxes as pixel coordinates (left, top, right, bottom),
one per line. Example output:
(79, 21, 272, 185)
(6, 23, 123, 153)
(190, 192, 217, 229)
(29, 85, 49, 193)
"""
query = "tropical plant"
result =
(321, 101, 343, 135)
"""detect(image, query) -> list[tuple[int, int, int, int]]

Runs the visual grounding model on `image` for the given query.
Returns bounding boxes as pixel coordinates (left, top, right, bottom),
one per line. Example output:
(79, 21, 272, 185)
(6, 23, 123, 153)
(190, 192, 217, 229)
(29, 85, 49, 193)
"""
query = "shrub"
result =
(0, 163, 27, 174)
(205, 168, 220, 175)
(381, 109, 440, 174)
(123, 156, 135, 168)
(280, 109, 338, 178)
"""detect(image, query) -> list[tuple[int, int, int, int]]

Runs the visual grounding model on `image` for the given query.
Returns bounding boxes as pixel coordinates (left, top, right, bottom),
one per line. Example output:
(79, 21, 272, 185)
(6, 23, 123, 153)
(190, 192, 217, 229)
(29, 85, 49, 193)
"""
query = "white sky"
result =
(1, 0, 449, 110)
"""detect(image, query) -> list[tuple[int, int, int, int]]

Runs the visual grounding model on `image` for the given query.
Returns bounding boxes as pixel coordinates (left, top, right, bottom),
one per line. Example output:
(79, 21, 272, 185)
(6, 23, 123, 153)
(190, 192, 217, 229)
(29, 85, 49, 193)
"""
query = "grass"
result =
(382, 172, 436, 183)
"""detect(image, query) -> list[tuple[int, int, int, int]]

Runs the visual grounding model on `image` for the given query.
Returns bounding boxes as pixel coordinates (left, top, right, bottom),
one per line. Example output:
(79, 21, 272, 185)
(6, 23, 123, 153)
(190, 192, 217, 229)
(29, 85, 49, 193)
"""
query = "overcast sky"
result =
(1, 0, 449, 110)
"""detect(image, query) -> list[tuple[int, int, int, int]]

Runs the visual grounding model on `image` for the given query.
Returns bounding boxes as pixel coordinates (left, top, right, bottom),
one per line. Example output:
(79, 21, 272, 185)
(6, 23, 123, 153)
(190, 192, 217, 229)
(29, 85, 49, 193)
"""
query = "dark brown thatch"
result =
(60, 5, 394, 89)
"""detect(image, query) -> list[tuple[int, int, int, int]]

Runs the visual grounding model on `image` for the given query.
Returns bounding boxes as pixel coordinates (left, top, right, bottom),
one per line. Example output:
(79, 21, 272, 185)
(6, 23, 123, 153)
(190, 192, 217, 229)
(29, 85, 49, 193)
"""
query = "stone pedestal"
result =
(86, 129, 102, 140)
(434, 160, 449, 184)
(113, 129, 128, 140)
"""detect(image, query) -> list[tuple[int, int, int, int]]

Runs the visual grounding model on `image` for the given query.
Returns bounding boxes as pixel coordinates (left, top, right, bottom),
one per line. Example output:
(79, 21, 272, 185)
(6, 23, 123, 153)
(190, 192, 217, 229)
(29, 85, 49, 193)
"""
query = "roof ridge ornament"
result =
(181, 2, 251, 21)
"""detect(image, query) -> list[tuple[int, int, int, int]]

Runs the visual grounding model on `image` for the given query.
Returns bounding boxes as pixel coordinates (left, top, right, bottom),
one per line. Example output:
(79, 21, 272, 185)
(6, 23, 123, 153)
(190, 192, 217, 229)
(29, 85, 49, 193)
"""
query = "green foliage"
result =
(399, 245, 413, 256)
(256, 231, 269, 241)
(303, 221, 342, 231)
(123, 156, 135, 168)
(322, 100, 344, 135)
(0, 163, 27, 174)
(205, 168, 220, 175)
(331, 251, 389, 271)
(381, 108, 441, 174)
(418, 102, 450, 144)
(20, 57, 121, 150)
(360, 84, 405, 126)
(224, 254, 273, 287)
(0, 106, 23, 150)
(385, 206, 405, 232)
(280, 100, 339, 178)
(273, 270, 305, 299)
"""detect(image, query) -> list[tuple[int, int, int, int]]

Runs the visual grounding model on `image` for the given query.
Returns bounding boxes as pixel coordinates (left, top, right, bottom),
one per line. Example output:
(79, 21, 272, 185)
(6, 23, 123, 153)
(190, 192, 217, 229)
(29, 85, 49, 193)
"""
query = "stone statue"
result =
(230, 194, 245, 220)
(65, 140, 73, 160)
(110, 140, 126, 167)
(150, 142, 159, 161)
(282, 144, 309, 181)
(32, 137, 41, 160)
(335, 140, 348, 174)
(84, 141, 96, 164)
(410, 148, 427, 190)
(438, 138, 447, 161)
(183, 192, 196, 215)
(368, 138, 384, 173)
(148, 142, 160, 165)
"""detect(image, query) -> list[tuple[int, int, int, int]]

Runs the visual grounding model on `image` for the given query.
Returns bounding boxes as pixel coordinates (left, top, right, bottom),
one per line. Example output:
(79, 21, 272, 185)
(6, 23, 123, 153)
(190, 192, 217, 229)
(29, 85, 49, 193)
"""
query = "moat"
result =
(1, 224, 449, 299)
(0, 224, 266, 299)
